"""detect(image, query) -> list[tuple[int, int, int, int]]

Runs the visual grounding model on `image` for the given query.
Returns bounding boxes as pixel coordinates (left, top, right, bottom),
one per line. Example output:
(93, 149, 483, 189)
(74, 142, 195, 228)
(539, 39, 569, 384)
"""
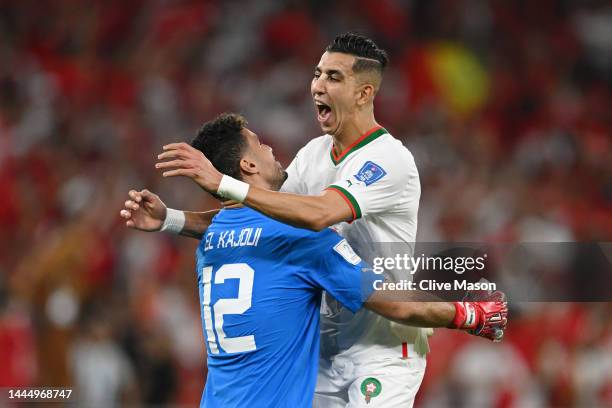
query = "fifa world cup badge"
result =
(360, 377, 382, 403)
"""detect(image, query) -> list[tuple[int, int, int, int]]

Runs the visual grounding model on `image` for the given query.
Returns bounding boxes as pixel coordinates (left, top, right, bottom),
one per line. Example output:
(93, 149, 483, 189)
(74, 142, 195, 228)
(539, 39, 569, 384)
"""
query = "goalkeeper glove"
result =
(448, 291, 508, 341)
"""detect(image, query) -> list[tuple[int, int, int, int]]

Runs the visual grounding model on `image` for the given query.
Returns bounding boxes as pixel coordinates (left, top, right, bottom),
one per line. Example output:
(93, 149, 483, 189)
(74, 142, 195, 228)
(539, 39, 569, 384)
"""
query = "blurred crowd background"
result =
(1, 0, 611, 406)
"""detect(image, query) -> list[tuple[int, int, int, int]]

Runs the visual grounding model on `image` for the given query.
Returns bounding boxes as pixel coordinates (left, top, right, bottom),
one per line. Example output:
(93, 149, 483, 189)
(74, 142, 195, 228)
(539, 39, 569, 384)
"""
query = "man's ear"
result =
(357, 83, 376, 106)
(239, 158, 258, 176)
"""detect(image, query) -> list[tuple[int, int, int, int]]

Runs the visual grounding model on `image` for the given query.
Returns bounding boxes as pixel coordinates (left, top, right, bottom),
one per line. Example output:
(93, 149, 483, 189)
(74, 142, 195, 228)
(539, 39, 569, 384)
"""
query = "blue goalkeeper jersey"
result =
(195, 207, 379, 407)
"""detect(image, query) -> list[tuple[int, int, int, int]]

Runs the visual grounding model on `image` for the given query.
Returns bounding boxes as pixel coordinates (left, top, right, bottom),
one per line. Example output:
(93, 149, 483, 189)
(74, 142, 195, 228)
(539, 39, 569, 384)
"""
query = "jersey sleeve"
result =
(326, 150, 420, 220)
(289, 228, 381, 313)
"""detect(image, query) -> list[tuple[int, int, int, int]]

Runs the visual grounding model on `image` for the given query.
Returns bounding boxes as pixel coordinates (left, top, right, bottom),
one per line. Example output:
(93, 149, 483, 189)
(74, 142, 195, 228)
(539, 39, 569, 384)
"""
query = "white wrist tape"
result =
(217, 175, 250, 202)
(161, 208, 185, 234)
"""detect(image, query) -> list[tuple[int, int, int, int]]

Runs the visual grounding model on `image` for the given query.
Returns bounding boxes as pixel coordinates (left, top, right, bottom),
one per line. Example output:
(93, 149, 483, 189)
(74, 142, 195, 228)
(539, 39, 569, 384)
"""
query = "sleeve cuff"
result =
(326, 184, 363, 221)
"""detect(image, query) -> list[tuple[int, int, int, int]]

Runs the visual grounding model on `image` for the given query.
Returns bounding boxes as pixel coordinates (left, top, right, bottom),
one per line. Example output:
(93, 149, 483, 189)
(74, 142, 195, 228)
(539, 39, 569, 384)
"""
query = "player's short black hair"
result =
(191, 113, 248, 181)
(326, 32, 389, 74)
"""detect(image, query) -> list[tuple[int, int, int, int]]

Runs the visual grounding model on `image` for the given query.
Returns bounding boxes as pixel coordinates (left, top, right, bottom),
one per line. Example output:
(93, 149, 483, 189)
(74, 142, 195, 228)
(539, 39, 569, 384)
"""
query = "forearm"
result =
(178, 210, 219, 239)
(365, 288, 457, 327)
(393, 301, 455, 327)
(156, 145, 352, 230)
(367, 297, 455, 328)
(244, 187, 347, 231)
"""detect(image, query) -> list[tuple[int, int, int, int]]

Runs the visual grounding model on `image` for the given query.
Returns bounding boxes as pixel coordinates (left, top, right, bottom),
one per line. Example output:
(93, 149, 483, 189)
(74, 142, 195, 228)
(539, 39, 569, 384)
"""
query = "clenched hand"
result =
(119, 189, 166, 231)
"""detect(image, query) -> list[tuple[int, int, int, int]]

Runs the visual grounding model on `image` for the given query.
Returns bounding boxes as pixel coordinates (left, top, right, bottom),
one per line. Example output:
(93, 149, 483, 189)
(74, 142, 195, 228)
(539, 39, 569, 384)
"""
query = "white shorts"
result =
(313, 344, 426, 408)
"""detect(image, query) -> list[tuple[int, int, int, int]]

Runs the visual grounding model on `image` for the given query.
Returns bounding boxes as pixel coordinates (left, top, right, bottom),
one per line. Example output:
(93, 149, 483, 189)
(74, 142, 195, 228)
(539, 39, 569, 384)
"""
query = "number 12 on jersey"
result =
(201, 263, 257, 354)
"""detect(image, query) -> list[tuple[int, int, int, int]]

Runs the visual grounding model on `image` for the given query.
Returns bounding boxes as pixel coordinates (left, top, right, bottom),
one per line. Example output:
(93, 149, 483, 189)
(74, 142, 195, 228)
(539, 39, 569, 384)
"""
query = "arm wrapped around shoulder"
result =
(448, 291, 508, 342)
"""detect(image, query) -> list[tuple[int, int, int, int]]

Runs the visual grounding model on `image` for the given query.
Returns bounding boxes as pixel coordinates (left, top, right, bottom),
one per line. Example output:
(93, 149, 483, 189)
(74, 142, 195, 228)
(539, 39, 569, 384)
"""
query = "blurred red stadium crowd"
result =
(0, 0, 611, 406)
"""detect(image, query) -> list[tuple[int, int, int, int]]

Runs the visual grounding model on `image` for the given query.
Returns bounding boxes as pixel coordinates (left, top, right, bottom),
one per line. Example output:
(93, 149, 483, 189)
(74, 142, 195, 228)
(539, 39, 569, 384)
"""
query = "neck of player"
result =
(241, 174, 273, 192)
(332, 110, 380, 155)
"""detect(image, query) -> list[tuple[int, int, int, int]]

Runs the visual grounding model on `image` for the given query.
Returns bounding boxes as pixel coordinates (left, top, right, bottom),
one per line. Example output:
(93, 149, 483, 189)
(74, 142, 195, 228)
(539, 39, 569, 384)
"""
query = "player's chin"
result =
(276, 162, 287, 181)
(272, 169, 288, 190)
(319, 120, 339, 135)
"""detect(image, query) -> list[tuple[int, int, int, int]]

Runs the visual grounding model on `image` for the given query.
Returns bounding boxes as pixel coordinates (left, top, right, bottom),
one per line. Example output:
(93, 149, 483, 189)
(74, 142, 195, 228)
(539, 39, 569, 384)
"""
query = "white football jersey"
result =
(282, 127, 419, 244)
(282, 126, 430, 361)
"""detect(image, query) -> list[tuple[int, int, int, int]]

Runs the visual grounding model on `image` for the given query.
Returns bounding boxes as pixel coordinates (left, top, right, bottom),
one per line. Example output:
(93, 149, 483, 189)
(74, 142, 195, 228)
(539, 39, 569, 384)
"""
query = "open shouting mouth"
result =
(315, 100, 333, 124)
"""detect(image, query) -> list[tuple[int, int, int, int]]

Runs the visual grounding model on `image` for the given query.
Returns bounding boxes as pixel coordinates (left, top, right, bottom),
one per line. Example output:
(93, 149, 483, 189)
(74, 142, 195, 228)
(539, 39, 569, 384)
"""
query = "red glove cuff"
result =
(449, 302, 479, 330)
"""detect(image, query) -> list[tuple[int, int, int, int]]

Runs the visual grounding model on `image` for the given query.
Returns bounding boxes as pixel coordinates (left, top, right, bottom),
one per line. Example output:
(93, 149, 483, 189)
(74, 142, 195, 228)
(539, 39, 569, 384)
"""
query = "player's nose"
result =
(311, 77, 325, 96)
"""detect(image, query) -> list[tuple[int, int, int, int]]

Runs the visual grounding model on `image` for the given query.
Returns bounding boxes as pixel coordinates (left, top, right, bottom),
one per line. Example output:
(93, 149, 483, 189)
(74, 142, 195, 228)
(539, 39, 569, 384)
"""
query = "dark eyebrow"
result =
(315, 67, 345, 78)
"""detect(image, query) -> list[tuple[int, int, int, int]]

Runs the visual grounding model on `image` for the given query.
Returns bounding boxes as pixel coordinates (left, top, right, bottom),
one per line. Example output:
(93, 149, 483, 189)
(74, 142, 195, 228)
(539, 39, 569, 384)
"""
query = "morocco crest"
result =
(360, 377, 382, 403)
